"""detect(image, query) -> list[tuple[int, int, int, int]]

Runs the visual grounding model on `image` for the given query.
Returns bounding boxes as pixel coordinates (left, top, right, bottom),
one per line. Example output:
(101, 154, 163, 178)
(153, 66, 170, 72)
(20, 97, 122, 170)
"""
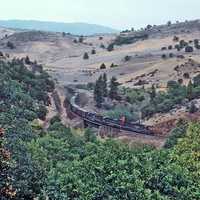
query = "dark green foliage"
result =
(0, 59, 54, 199)
(102, 73, 108, 97)
(7, 41, 15, 49)
(185, 46, 194, 52)
(25, 55, 31, 64)
(50, 115, 61, 125)
(168, 45, 173, 50)
(124, 55, 132, 61)
(79, 36, 84, 43)
(100, 43, 105, 49)
(109, 76, 119, 100)
(173, 36, 179, 42)
(114, 34, 148, 45)
(83, 52, 89, 59)
(189, 102, 198, 113)
(94, 75, 104, 107)
(193, 74, 200, 87)
(100, 63, 106, 69)
(161, 54, 167, 59)
(107, 43, 114, 51)
(91, 49, 96, 54)
(150, 84, 156, 101)
(164, 122, 187, 148)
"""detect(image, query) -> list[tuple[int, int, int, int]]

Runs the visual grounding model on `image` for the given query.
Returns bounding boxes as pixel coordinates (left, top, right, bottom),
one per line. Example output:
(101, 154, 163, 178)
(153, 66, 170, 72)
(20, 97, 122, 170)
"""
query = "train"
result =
(69, 94, 154, 135)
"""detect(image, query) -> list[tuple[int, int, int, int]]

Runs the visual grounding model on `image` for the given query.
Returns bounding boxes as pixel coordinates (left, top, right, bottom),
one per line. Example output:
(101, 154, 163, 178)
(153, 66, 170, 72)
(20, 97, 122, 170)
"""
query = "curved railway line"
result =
(69, 94, 155, 135)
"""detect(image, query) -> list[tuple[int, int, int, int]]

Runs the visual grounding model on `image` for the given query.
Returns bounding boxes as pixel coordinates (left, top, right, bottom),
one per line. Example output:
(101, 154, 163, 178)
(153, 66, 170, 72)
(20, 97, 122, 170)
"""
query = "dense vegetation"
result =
(1, 58, 200, 199)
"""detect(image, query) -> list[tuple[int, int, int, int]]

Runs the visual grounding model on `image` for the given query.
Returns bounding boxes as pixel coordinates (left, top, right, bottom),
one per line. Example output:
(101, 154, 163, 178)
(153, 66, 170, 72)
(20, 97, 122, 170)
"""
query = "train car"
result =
(69, 94, 154, 135)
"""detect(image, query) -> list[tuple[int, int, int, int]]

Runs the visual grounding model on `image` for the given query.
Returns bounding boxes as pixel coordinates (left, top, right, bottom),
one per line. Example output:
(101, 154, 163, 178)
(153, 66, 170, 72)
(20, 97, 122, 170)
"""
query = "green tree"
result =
(94, 76, 104, 107)
(107, 43, 114, 51)
(83, 52, 89, 60)
(109, 76, 119, 100)
(102, 73, 108, 97)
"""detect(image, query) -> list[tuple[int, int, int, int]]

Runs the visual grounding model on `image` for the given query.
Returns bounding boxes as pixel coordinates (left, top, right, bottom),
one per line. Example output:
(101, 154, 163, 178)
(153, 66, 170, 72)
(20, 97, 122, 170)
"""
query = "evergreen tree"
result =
(187, 80, 193, 100)
(102, 73, 108, 97)
(109, 76, 119, 100)
(94, 76, 104, 107)
(100, 63, 106, 69)
(83, 52, 89, 60)
(193, 74, 200, 87)
(91, 49, 96, 54)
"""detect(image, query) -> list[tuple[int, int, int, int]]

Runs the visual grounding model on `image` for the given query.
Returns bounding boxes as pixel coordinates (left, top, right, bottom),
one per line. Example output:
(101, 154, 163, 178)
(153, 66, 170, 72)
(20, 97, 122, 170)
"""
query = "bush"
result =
(100, 63, 106, 69)
(168, 45, 173, 50)
(185, 46, 194, 53)
(91, 49, 96, 54)
(161, 54, 167, 59)
(169, 53, 174, 58)
(107, 43, 114, 51)
(7, 41, 15, 49)
(83, 52, 89, 59)
(100, 43, 105, 49)
(173, 36, 179, 42)
(124, 55, 132, 62)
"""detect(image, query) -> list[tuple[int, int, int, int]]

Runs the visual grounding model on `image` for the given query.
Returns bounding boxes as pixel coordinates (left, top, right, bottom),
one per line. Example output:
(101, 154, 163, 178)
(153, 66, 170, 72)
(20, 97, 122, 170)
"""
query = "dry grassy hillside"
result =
(1, 20, 200, 88)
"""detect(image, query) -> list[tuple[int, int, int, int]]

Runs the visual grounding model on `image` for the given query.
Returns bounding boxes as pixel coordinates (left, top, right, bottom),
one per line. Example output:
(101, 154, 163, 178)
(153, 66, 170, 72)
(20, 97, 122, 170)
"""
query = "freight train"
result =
(69, 95, 154, 135)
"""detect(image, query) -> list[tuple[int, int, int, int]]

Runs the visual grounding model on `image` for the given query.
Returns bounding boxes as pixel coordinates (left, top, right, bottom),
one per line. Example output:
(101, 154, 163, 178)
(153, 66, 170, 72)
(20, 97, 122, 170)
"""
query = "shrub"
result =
(83, 52, 89, 59)
(124, 55, 132, 62)
(107, 43, 114, 51)
(161, 47, 167, 51)
(91, 49, 96, 54)
(7, 41, 15, 49)
(100, 63, 106, 69)
(168, 45, 173, 50)
(100, 43, 105, 49)
(169, 53, 174, 58)
(161, 54, 167, 59)
(79, 36, 84, 43)
(173, 36, 179, 42)
(185, 46, 194, 53)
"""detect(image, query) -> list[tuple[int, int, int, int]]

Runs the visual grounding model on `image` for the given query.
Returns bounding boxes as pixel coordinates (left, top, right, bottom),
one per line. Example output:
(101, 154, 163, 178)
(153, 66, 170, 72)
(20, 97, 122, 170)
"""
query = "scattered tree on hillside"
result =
(91, 49, 96, 54)
(124, 55, 132, 62)
(100, 63, 106, 69)
(173, 36, 179, 42)
(25, 56, 31, 65)
(7, 41, 15, 49)
(62, 32, 66, 37)
(185, 46, 194, 53)
(79, 36, 84, 43)
(100, 43, 105, 49)
(107, 43, 114, 52)
(83, 52, 89, 60)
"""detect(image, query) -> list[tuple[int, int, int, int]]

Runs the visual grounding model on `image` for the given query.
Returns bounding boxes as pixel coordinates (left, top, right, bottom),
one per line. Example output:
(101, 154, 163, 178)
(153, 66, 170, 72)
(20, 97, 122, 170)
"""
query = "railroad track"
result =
(69, 94, 154, 135)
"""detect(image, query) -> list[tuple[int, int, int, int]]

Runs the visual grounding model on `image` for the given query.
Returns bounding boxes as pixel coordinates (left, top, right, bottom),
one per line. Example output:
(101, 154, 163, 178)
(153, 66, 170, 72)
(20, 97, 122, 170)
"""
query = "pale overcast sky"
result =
(0, 0, 200, 29)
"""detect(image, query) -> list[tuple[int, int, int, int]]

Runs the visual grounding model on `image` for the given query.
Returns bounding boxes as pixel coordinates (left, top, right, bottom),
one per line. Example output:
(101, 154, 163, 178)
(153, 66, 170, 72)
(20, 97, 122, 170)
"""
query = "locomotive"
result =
(69, 94, 154, 135)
